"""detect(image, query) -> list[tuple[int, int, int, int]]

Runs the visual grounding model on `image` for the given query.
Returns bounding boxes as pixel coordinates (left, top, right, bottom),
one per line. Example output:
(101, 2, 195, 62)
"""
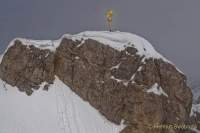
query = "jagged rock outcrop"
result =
(0, 32, 193, 133)
(0, 40, 55, 95)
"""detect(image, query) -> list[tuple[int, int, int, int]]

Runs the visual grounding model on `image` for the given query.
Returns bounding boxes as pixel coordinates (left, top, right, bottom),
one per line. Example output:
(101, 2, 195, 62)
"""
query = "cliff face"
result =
(0, 31, 193, 133)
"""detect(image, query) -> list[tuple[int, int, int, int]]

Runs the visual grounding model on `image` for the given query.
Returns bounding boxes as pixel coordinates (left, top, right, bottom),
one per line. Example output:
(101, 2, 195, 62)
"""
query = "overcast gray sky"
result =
(0, 0, 199, 82)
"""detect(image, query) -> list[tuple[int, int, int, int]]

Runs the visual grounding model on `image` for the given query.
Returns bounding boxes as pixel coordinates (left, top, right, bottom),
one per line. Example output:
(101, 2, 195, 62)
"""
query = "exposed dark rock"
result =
(43, 84, 50, 91)
(0, 40, 55, 95)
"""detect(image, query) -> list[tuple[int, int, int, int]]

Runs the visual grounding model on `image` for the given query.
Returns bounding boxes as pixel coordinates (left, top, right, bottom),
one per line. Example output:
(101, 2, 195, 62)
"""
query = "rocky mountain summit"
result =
(0, 31, 194, 133)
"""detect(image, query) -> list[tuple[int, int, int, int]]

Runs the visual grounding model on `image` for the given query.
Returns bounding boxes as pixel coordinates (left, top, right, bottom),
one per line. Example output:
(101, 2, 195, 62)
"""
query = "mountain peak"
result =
(0, 31, 192, 133)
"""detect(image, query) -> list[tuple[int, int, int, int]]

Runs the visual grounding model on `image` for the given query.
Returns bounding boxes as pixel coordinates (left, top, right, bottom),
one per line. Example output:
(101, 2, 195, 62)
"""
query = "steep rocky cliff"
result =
(0, 31, 193, 133)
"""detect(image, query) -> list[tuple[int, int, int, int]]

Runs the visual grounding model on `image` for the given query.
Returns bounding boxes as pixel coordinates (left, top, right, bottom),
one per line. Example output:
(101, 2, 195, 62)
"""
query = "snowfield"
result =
(0, 77, 125, 133)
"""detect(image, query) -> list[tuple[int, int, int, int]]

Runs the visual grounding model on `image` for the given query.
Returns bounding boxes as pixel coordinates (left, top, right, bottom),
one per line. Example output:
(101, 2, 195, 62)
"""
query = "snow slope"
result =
(0, 77, 125, 133)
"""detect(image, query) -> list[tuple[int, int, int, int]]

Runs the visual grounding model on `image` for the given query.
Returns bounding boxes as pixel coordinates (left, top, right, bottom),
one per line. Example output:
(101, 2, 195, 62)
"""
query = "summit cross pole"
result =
(106, 9, 113, 32)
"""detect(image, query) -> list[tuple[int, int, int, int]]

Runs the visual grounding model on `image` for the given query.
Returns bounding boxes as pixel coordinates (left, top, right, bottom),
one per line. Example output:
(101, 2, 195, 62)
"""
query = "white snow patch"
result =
(130, 73, 136, 80)
(110, 76, 129, 86)
(190, 104, 200, 117)
(147, 83, 168, 97)
(123, 81, 129, 87)
(137, 66, 143, 72)
(0, 77, 125, 133)
(76, 39, 85, 47)
(110, 63, 121, 70)
(0, 54, 3, 63)
(45, 52, 49, 58)
(5, 38, 62, 53)
(5, 34, 59, 53)
(110, 65, 142, 85)
(110, 76, 123, 83)
(75, 56, 80, 60)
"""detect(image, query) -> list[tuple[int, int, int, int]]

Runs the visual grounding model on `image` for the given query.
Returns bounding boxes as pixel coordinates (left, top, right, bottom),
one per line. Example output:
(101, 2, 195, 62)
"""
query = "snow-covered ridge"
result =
(6, 31, 167, 61)
(70, 31, 169, 62)
(6, 38, 62, 52)
(5, 31, 183, 74)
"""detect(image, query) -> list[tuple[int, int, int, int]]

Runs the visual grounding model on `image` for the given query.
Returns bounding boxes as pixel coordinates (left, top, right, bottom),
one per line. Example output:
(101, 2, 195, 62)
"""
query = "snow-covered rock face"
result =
(7, 31, 171, 62)
(0, 31, 193, 133)
(66, 31, 168, 61)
